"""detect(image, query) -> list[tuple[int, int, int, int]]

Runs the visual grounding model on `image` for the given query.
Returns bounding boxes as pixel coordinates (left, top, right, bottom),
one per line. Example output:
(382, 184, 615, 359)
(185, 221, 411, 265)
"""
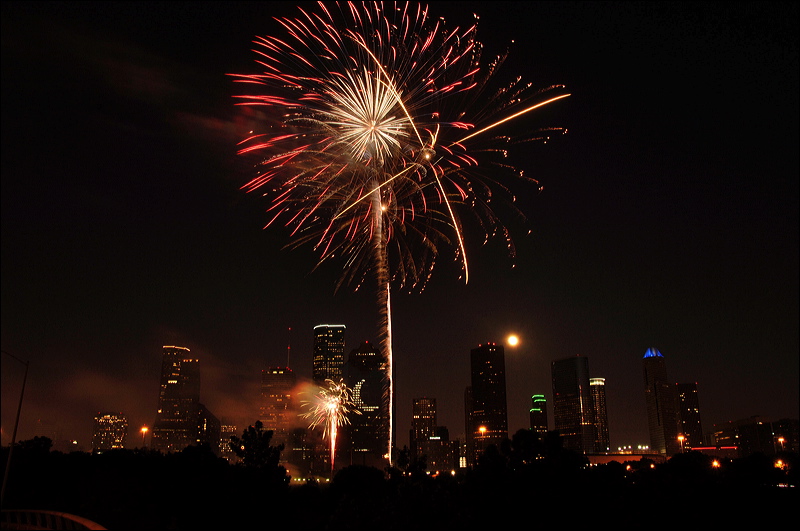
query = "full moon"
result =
(507, 334, 519, 347)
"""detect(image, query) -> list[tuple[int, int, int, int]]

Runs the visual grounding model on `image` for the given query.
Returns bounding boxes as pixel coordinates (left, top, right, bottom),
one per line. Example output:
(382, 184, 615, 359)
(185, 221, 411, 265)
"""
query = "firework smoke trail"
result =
(301, 379, 359, 475)
(232, 1, 569, 464)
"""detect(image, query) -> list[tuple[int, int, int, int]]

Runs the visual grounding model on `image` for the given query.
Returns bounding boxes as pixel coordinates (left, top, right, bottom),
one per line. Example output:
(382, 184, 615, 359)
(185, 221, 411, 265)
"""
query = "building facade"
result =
(551, 356, 595, 454)
(313, 324, 346, 385)
(343, 341, 389, 466)
(529, 394, 548, 438)
(260, 366, 297, 448)
(590, 378, 610, 452)
(411, 397, 437, 459)
(466, 343, 508, 464)
(642, 348, 680, 455)
(92, 412, 128, 452)
(676, 382, 703, 448)
(151, 345, 219, 453)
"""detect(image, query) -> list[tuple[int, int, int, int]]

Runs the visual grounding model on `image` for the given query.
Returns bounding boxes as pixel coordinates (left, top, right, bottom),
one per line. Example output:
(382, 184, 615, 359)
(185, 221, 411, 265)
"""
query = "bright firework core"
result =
(233, 1, 567, 465)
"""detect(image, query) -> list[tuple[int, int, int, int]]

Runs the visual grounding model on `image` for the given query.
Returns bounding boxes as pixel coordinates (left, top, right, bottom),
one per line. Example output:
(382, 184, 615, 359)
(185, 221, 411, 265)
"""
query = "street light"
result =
(678, 434, 685, 453)
(140, 426, 149, 448)
(1, 350, 30, 509)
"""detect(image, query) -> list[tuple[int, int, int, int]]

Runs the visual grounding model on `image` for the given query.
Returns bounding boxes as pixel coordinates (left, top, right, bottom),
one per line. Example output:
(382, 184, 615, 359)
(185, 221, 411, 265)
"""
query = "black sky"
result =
(2, 1, 798, 451)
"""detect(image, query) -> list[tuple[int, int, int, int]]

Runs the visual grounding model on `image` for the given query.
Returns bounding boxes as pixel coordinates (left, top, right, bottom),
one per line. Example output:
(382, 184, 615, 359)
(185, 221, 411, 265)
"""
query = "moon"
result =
(507, 334, 519, 347)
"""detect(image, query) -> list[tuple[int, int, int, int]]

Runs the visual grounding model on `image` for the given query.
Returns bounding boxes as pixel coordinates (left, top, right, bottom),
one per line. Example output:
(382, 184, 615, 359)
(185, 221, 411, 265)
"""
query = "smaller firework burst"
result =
(301, 379, 360, 475)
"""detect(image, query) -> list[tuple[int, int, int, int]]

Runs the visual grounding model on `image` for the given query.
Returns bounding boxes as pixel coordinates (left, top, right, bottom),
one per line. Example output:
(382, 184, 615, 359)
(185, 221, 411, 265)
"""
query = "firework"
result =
(301, 379, 359, 474)
(233, 1, 568, 463)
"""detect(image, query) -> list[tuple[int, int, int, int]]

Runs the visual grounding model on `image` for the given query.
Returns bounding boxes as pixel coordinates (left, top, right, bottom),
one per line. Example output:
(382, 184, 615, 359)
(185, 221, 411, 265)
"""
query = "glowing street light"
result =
(140, 426, 148, 448)
(678, 434, 685, 453)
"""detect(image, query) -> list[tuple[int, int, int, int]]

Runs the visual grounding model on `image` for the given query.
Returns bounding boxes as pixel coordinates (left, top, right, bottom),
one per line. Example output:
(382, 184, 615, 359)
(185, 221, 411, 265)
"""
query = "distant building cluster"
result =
(80, 335, 796, 475)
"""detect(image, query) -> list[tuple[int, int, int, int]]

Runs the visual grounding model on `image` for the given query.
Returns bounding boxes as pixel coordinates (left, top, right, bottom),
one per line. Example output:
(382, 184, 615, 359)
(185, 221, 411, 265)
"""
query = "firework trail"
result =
(232, 1, 569, 464)
(301, 379, 359, 474)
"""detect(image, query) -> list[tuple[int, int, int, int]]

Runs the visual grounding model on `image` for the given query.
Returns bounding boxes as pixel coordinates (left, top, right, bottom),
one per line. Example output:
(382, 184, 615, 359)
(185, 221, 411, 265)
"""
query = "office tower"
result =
(590, 378, 610, 452)
(642, 348, 680, 455)
(467, 343, 508, 463)
(261, 367, 297, 448)
(194, 403, 221, 450)
(418, 426, 458, 474)
(411, 397, 437, 459)
(529, 394, 548, 437)
(675, 382, 703, 448)
(313, 324, 346, 385)
(152, 345, 218, 453)
(772, 418, 799, 453)
(343, 341, 389, 465)
(92, 412, 128, 452)
(710, 416, 788, 457)
(219, 422, 238, 461)
(551, 356, 595, 454)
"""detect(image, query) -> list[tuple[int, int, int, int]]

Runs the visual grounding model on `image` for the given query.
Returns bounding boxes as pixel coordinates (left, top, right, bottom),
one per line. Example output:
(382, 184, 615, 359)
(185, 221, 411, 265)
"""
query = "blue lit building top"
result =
(643, 347, 663, 359)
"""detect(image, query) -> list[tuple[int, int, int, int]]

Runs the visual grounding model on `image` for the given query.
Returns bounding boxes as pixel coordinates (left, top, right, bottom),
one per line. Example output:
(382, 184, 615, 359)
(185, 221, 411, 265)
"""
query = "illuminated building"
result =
(711, 416, 799, 457)
(151, 345, 219, 453)
(590, 378, 610, 452)
(676, 382, 703, 448)
(551, 356, 595, 454)
(260, 366, 296, 448)
(411, 397, 437, 459)
(219, 422, 238, 461)
(343, 341, 388, 466)
(642, 348, 680, 455)
(418, 427, 458, 474)
(313, 324, 346, 385)
(466, 343, 508, 464)
(529, 394, 548, 438)
(92, 412, 128, 452)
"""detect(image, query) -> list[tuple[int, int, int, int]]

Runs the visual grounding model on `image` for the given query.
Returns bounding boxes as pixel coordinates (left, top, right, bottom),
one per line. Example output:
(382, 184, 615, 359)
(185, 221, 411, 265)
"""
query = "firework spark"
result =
(301, 379, 359, 474)
(233, 1, 568, 464)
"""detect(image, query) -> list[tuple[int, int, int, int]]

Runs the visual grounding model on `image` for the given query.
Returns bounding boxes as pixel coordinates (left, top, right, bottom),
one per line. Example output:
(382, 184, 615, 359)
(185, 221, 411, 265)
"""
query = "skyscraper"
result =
(551, 356, 595, 454)
(676, 382, 703, 448)
(261, 366, 297, 448)
(92, 412, 128, 452)
(152, 345, 218, 453)
(313, 324, 346, 385)
(467, 343, 508, 463)
(590, 378, 610, 452)
(642, 348, 680, 455)
(529, 394, 548, 438)
(343, 341, 389, 465)
(411, 397, 437, 459)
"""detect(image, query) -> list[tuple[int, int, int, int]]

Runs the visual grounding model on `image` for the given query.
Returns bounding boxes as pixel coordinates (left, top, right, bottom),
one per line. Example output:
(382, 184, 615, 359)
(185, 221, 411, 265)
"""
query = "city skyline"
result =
(2, 2, 798, 454)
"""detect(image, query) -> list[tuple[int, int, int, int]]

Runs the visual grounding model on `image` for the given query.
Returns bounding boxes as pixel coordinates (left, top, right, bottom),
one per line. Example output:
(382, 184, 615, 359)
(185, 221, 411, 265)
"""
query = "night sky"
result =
(2, 1, 798, 452)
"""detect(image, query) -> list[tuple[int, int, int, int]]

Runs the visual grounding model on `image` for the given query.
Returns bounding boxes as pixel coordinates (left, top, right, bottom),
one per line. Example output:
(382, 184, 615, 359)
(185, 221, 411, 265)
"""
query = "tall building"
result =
(411, 397, 437, 459)
(529, 394, 548, 438)
(642, 348, 680, 455)
(92, 412, 128, 452)
(551, 356, 595, 454)
(151, 345, 219, 453)
(260, 366, 297, 448)
(343, 341, 389, 465)
(590, 378, 610, 452)
(466, 343, 508, 464)
(676, 382, 703, 448)
(418, 426, 458, 474)
(313, 324, 346, 385)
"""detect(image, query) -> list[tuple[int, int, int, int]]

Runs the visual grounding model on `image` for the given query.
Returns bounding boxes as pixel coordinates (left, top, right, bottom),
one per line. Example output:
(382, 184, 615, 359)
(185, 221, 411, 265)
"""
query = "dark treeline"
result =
(1, 429, 797, 530)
